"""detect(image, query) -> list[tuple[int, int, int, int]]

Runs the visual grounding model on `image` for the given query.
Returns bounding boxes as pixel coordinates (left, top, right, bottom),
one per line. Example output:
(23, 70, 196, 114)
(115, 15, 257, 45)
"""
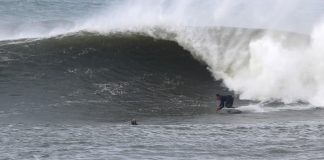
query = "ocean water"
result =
(1, 0, 324, 159)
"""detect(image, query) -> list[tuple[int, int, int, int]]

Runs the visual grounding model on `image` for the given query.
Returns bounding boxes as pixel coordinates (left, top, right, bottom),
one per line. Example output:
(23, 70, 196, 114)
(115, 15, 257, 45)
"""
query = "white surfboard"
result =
(218, 108, 242, 114)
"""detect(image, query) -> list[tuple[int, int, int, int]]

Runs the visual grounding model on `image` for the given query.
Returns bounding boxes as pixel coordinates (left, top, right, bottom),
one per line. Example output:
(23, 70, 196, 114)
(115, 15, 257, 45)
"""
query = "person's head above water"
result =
(131, 119, 138, 125)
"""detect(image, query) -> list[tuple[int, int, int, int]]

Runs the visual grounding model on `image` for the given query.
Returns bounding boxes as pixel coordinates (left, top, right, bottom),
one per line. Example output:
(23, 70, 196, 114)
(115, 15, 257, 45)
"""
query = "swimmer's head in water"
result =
(131, 119, 138, 125)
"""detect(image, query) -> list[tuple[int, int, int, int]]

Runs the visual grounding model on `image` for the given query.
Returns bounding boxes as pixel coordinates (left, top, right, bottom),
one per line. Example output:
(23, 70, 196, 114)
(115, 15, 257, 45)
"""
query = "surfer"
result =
(216, 94, 234, 111)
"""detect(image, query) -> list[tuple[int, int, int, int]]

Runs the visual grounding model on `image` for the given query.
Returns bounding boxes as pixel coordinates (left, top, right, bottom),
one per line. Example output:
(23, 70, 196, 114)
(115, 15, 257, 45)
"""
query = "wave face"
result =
(1, 0, 324, 108)
(0, 33, 225, 121)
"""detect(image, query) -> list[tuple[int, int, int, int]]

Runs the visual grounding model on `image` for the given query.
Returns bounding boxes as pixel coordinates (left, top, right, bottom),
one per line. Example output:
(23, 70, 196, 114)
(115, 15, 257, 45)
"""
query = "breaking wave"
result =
(1, 0, 324, 107)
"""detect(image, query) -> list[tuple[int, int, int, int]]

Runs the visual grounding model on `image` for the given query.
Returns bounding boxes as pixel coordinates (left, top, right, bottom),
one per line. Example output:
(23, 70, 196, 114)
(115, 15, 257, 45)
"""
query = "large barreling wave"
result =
(1, 0, 324, 107)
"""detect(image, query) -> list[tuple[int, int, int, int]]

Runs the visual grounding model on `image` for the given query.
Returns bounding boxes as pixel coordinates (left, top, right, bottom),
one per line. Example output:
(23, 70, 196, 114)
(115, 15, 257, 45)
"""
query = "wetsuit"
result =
(219, 95, 234, 109)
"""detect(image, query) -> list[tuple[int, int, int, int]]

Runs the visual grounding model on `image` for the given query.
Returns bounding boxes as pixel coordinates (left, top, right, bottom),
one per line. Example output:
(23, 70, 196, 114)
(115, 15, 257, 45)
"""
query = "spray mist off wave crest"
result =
(80, 0, 324, 106)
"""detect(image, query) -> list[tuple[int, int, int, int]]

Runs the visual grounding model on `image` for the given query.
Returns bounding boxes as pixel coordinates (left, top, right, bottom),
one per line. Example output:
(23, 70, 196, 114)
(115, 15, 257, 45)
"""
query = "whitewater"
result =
(1, 0, 324, 159)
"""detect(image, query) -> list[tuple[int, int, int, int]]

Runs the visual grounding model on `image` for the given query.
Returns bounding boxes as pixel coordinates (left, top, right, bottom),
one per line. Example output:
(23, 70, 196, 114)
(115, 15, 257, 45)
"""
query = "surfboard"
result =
(218, 108, 242, 114)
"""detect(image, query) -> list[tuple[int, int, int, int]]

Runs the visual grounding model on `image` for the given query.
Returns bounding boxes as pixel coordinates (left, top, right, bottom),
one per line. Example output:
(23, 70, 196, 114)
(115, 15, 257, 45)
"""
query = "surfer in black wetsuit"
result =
(216, 94, 234, 111)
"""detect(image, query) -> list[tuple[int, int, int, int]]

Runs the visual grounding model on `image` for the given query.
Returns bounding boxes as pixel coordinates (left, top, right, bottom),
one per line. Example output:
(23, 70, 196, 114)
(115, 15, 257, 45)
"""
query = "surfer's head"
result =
(216, 94, 221, 100)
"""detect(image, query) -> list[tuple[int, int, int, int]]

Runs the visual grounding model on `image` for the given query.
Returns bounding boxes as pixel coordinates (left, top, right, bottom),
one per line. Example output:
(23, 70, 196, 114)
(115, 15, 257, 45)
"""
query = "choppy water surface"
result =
(1, 112, 324, 160)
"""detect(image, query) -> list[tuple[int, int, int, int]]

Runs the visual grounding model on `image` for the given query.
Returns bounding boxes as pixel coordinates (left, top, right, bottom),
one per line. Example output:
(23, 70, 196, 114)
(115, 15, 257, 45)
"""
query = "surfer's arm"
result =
(219, 100, 225, 108)
(217, 100, 225, 111)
